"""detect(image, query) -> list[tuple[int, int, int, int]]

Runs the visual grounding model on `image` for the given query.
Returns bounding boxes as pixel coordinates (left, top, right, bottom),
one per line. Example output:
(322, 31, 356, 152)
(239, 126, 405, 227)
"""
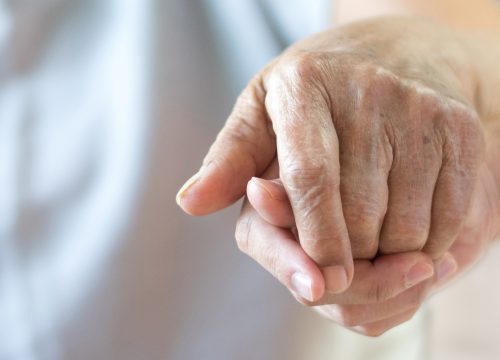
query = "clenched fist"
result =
(177, 17, 491, 299)
(244, 155, 499, 335)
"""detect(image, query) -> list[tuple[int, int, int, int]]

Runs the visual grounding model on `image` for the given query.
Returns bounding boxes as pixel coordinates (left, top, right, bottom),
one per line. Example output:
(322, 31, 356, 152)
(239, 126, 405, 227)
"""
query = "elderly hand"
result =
(177, 17, 486, 294)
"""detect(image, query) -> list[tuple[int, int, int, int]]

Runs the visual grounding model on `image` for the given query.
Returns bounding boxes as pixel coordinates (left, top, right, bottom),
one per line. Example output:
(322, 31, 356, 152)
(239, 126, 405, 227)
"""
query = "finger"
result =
(433, 252, 458, 285)
(429, 242, 476, 295)
(337, 106, 392, 259)
(301, 251, 434, 306)
(428, 179, 489, 294)
(177, 74, 276, 216)
(266, 56, 353, 292)
(352, 308, 418, 337)
(423, 108, 485, 259)
(444, 223, 484, 272)
(236, 200, 325, 302)
(422, 166, 471, 259)
(443, 165, 498, 271)
(315, 280, 429, 327)
(247, 179, 435, 305)
(379, 102, 442, 254)
(247, 179, 435, 306)
(246, 177, 294, 228)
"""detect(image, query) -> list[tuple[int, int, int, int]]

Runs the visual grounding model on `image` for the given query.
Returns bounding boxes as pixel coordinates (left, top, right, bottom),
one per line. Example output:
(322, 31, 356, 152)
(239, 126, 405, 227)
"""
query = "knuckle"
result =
(354, 65, 403, 106)
(441, 103, 485, 165)
(278, 52, 323, 84)
(283, 159, 336, 196)
(343, 196, 385, 221)
(282, 160, 340, 237)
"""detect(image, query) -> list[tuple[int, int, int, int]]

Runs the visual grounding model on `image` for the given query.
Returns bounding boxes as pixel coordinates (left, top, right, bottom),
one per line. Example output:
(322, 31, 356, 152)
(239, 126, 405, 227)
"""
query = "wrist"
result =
(458, 31, 500, 120)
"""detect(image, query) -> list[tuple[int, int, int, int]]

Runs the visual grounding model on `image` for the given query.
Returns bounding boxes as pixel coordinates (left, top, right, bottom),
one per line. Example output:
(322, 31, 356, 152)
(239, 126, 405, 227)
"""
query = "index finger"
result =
(265, 55, 353, 292)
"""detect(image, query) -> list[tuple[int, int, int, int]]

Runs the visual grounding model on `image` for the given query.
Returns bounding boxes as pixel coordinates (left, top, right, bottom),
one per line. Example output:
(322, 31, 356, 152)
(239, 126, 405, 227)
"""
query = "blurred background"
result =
(0, 0, 499, 359)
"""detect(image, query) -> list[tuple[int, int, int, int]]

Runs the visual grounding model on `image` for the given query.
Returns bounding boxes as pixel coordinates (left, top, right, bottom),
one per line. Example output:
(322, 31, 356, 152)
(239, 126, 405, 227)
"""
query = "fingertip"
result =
(176, 172, 205, 215)
(290, 268, 325, 303)
(311, 270, 326, 301)
(177, 163, 250, 216)
(177, 174, 223, 217)
(289, 254, 326, 303)
(246, 178, 264, 204)
(247, 177, 295, 228)
(404, 262, 435, 289)
(246, 177, 284, 211)
(436, 252, 458, 281)
(248, 177, 288, 201)
(322, 265, 351, 294)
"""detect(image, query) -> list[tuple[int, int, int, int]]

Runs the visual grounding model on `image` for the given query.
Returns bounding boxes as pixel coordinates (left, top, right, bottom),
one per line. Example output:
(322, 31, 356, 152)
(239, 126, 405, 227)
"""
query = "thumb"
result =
(176, 76, 276, 215)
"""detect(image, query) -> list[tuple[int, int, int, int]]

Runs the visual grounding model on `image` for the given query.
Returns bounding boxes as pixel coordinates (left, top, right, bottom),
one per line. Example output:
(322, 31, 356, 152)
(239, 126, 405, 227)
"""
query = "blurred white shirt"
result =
(0, 1, 334, 359)
(0, 1, 432, 359)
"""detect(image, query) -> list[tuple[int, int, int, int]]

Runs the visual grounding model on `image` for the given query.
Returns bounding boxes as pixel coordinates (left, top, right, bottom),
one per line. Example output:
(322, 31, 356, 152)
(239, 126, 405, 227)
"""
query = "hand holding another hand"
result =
(177, 17, 500, 335)
(243, 166, 498, 335)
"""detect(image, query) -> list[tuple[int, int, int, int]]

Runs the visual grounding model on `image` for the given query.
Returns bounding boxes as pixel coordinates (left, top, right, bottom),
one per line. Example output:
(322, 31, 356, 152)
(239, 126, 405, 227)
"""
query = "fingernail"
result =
(405, 262, 434, 289)
(176, 172, 201, 206)
(291, 272, 314, 302)
(250, 177, 288, 201)
(323, 265, 349, 294)
(436, 254, 458, 281)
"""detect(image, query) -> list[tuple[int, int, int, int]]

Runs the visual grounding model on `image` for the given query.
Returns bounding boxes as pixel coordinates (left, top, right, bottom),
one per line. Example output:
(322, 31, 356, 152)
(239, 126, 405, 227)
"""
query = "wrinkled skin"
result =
(244, 161, 499, 336)
(256, 18, 484, 262)
(177, 17, 500, 335)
